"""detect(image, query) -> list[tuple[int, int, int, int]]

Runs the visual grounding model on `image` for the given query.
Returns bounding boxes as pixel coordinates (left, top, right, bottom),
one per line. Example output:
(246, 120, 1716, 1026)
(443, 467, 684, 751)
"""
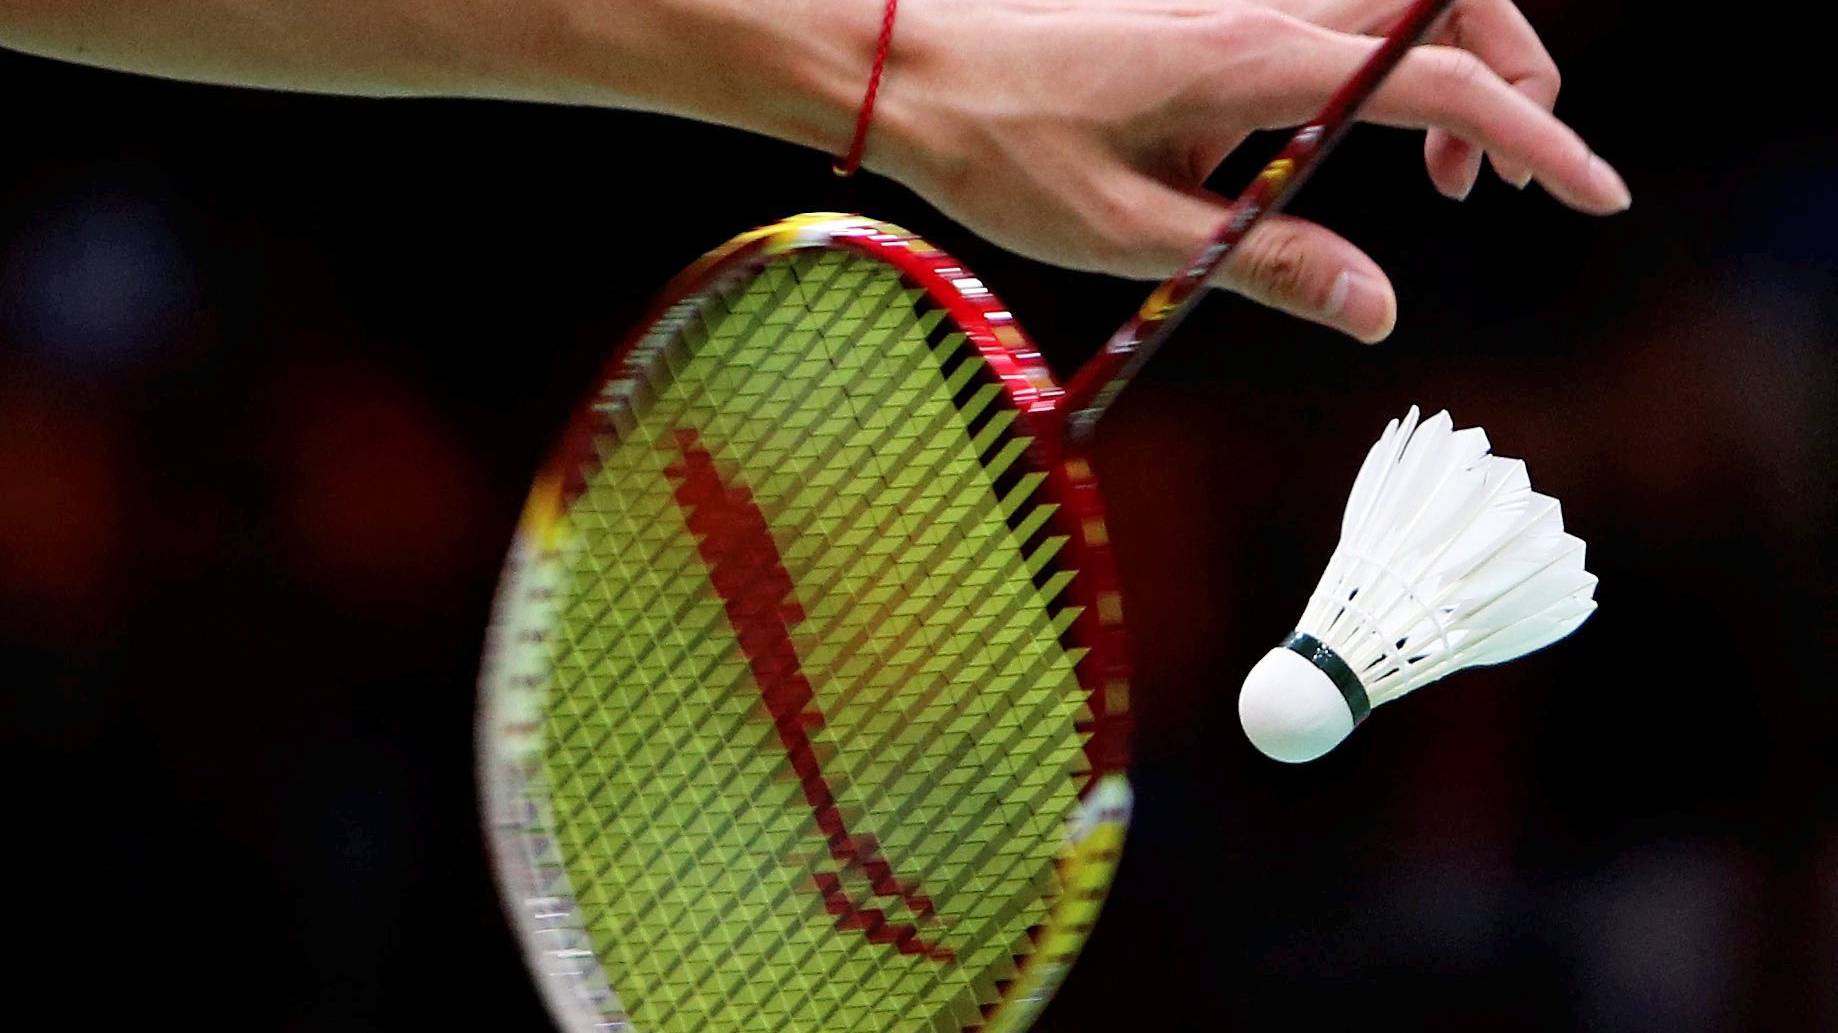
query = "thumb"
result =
(1120, 174, 1398, 343)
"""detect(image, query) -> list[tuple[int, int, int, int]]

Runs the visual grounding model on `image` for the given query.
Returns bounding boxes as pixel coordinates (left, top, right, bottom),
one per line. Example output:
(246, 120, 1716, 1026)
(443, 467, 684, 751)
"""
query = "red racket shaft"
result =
(1062, 0, 1457, 440)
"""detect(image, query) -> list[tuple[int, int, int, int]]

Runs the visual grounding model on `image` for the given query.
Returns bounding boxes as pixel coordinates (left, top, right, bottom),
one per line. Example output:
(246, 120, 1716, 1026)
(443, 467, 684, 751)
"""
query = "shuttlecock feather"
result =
(1239, 406, 1598, 763)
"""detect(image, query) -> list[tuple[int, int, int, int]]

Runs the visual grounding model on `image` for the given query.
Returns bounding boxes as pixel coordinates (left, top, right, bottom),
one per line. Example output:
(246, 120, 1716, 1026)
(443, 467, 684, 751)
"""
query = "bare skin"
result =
(0, 0, 1628, 342)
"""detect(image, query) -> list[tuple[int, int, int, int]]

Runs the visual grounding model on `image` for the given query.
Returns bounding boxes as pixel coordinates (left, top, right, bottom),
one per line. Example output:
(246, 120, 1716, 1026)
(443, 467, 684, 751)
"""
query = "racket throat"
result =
(1060, 298, 1197, 443)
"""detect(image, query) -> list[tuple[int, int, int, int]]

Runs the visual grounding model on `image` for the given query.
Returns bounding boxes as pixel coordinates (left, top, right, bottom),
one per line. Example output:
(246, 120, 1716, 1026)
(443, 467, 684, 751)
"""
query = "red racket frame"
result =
(492, 214, 1134, 1032)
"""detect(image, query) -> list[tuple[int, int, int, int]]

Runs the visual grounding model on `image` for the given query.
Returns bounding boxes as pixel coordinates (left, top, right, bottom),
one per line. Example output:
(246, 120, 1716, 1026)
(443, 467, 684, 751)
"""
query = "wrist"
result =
(843, 1, 960, 183)
(551, 0, 899, 163)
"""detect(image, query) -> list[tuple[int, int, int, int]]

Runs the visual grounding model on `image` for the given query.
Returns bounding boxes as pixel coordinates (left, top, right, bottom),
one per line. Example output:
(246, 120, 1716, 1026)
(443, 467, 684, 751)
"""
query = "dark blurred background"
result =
(3, 4, 1832, 1030)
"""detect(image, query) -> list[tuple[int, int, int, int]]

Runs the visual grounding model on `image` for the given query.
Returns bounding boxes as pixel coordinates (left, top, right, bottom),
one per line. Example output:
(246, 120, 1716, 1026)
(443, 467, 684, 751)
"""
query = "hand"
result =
(869, 0, 1630, 343)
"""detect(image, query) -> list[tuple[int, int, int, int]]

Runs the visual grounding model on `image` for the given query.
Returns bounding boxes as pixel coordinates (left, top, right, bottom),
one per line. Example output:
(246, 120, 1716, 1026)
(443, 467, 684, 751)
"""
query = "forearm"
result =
(0, 0, 876, 152)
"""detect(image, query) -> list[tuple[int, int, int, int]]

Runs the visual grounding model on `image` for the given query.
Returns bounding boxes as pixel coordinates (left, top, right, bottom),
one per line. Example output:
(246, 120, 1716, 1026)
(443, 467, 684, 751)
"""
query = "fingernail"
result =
(1328, 271, 1395, 344)
(1490, 154, 1533, 190)
(1443, 159, 1481, 202)
(1591, 154, 1632, 211)
(1459, 152, 1484, 201)
(1325, 271, 1351, 315)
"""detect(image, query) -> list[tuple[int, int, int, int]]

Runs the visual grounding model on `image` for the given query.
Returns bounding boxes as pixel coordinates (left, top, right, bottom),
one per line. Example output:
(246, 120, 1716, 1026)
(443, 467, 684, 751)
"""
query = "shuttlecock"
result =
(1239, 406, 1597, 763)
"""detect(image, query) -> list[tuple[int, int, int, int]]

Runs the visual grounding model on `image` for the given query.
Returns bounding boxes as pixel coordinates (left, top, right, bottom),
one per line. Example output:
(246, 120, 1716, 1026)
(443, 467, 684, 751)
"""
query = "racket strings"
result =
(704, 258, 1080, 856)
(588, 286, 1058, 885)
(571, 486, 868, 1027)
(663, 431, 949, 1016)
(535, 249, 1093, 1032)
(550, 504, 763, 1020)
(681, 262, 1036, 875)
(785, 255, 1005, 814)
(669, 425, 956, 959)
(740, 257, 1083, 977)
(673, 260, 1056, 693)
(575, 268, 900, 1023)
(549, 271, 861, 1024)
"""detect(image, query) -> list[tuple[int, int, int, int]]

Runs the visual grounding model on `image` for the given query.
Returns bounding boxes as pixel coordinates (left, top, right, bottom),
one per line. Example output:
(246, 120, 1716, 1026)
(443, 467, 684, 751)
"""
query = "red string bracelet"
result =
(833, 0, 898, 177)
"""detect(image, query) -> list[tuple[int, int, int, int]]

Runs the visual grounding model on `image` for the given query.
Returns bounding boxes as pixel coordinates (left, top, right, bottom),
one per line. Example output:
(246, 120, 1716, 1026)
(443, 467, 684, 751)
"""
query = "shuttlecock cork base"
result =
(1239, 633, 1370, 763)
(1239, 406, 1598, 763)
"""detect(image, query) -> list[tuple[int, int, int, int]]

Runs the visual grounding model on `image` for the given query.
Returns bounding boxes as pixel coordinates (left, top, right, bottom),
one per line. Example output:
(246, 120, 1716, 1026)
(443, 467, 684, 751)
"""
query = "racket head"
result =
(479, 214, 1130, 1033)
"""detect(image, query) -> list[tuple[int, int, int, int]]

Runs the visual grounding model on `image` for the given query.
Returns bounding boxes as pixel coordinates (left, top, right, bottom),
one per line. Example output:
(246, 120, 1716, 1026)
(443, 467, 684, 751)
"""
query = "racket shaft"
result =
(1062, 0, 1458, 439)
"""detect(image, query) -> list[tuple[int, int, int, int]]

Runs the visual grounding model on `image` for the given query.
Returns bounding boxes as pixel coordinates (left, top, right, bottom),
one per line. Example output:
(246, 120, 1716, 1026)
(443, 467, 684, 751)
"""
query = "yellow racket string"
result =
(537, 250, 1095, 1032)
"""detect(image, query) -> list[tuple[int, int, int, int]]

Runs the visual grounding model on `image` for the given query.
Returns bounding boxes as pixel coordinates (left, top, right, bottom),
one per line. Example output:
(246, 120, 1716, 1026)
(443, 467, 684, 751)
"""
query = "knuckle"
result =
(1515, 56, 1562, 107)
(1432, 49, 1491, 92)
(1079, 189, 1139, 272)
(1200, 5, 1273, 45)
(1241, 229, 1316, 302)
(1082, 226, 1131, 272)
(1081, 174, 1193, 279)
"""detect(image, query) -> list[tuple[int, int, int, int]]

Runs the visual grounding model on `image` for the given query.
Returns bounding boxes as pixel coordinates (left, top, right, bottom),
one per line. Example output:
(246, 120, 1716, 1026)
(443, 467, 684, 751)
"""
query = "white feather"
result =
(1294, 405, 1598, 707)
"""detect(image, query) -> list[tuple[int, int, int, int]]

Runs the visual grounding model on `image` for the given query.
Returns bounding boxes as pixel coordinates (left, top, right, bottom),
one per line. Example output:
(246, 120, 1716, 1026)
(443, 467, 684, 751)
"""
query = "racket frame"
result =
(480, 213, 1133, 1033)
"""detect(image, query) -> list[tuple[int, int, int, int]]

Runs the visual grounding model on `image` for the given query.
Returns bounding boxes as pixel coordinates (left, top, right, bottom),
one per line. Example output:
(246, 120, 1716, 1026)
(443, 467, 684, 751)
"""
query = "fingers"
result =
(1118, 176, 1397, 343)
(1430, 1, 1560, 189)
(1425, 130, 1485, 200)
(1295, 1, 1561, 193)
(1260, 20, 1628, 213)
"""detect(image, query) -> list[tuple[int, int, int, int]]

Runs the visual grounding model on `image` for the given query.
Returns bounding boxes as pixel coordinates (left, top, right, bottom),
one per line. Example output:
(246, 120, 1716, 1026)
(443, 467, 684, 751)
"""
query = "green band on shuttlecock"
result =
(1283, 632, 1370, 725)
